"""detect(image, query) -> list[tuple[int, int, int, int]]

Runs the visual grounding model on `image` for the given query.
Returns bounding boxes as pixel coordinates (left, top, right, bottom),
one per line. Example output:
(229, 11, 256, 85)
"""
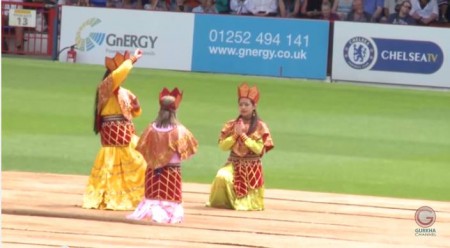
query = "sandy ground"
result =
(1, 171, 449, 248)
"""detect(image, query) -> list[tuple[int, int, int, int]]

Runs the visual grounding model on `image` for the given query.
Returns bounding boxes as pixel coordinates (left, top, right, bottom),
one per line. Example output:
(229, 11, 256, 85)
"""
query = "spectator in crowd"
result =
(90, 0, 107, 7)
(386, 0, 417, 24)
(247, 0, 278, 16)
(383, 0, 402, 17)
(82, 49, 147, 211)
(215, 0, 231, 13)
(77, 0, 89, 5)
(230, 0, 251, 14)
(346, 0, 373, 21)
(364, 0, 385, 22)
(278, 0, 302, 17)
(410, 0, 439, 25)
(107, 0, 123, 7)
(127, 88, 198, 224)
(321, 1, 340, 20)
(123, 0, 143, 8)
(146, 0, 174, 10)
(179, 0, 201, 11)
(438, 0, 448, 21)
(192, 0, 218, 13)
(332, 0, 354, 19)
(206, 83, 274, 211)
(301, 0, 324, 18)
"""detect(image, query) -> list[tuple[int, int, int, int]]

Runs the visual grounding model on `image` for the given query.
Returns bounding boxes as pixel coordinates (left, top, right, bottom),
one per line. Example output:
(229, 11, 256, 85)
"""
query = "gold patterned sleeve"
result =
(110, 59, 133, 90)
(218, 120, 238, 151)
(240, 134, 264, 155)
(218, 135, 238, 151)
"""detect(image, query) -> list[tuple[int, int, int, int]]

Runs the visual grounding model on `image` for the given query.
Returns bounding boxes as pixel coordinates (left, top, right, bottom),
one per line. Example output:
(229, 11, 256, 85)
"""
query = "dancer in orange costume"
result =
(82, 49, 147, 210)
(127, 88, 198, 223)
(207, 83, 274, 211)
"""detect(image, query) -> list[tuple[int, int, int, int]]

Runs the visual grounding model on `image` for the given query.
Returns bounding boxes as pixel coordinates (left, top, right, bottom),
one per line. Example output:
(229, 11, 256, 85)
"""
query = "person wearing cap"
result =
(82, 49, 147, 211)
(127, 88, 198, 223)
(207, 83, 274, 211)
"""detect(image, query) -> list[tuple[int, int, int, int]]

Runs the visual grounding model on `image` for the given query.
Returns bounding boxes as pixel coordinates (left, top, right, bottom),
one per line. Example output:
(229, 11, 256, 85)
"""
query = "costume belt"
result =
(228, 152, 260, 163)
(101, 114, 128, 122)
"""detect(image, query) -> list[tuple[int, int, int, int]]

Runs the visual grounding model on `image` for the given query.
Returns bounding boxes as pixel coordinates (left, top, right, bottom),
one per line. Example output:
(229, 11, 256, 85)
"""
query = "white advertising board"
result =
(59, 6, 194, 71)
(332, 21, 450, 88)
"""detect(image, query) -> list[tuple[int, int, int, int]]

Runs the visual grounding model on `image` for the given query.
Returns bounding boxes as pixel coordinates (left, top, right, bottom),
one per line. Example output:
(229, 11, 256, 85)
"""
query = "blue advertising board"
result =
(192, 15, 329, 79)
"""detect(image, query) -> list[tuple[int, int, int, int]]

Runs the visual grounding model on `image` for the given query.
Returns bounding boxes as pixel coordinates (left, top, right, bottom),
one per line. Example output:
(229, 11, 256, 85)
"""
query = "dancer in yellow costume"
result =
(207, 83, 274, 211)
(82, 49, 147, 210)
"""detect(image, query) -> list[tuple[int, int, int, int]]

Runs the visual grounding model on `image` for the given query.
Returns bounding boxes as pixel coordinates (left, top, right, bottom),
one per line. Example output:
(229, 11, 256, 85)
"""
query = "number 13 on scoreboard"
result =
(8, 9, 36, 28)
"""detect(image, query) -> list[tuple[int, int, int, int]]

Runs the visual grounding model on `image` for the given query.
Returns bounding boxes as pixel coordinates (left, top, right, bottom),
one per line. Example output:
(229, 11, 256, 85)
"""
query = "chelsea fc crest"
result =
(343, 37, 375, 70)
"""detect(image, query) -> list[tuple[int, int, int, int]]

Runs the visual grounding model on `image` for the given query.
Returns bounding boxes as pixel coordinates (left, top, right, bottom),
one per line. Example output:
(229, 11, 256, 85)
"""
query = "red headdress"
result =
(159, 87, 183, 111)
(105, 51, 131, 71)
(238, 83, 259, 105)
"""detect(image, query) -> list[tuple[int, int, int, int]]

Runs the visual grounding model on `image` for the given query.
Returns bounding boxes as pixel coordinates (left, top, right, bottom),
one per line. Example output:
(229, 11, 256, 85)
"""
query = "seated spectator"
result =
(215, 0, 230, 13)
(192, 0, 218, 12)
(321, 1, 340, 20)
(332, 0, 354, 20)
(301, 0, 323, 18)
(107, 0, 123, 7)
(364, 0, 384, 22)
(346, 0, 373, 21)
(410, 0, 439, 25)
(438, 0, 448, 21)
(384, 0, 402, 17)
(78, 0, 90, 5)
(278, 0, 302, 18)
(180, 0, 201, 11)
(247, 0, 278, 16)
(123, 0, 143, 8)
(387, 0, 417, 24)
(146, 0, 174, 10)
(230, 0, 251, 14)
(90, 0, 107, 6)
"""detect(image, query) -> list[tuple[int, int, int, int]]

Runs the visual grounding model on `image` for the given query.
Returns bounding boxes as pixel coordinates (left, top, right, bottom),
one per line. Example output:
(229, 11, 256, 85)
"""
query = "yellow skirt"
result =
(206, 163, 264, 211)
(82, 135, 147, 210)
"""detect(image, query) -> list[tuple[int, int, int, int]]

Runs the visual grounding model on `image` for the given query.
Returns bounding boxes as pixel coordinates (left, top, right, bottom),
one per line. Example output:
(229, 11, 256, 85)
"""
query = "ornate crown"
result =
(238, 83, 259, 104)
(105, 51, 131, 72)
(159, 87, 183, 111)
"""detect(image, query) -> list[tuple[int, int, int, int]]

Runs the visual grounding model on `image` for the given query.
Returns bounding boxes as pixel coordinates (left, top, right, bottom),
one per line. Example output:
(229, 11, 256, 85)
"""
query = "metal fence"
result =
(2, 1, 58, 57)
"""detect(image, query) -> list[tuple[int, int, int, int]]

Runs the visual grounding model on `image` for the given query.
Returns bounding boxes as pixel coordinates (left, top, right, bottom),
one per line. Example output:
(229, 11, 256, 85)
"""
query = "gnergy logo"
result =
(75, 18, 158, 51)
(75, 18, 106, 52)
(343, 36, 376, 70)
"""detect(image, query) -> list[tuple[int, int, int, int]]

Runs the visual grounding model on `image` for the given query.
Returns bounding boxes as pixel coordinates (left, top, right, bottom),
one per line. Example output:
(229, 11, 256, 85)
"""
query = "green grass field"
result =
(2, 57, 450, 201)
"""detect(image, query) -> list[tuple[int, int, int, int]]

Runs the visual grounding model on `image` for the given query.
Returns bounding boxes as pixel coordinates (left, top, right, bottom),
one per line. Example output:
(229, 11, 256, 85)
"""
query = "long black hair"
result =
(93, 70, 111, 134)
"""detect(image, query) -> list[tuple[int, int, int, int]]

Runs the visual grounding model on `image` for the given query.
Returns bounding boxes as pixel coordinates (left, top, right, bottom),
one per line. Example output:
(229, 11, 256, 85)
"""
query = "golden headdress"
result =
(159, 87, 183, 111)
(105, 51, 131, 72)
(238, 83, 259, 105)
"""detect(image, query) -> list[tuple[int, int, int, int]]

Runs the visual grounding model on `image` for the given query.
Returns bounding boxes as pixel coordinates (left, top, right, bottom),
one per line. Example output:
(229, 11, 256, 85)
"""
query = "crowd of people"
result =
(82, 48, 274, 223)
(2, 0, 448, 54)
(57, 0, 449, 26)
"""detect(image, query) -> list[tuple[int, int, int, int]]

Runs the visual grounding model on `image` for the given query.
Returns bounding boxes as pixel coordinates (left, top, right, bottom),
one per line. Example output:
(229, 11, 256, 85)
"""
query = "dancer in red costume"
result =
(127, 87, 198, 223)
(207, 83, 274, 211)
